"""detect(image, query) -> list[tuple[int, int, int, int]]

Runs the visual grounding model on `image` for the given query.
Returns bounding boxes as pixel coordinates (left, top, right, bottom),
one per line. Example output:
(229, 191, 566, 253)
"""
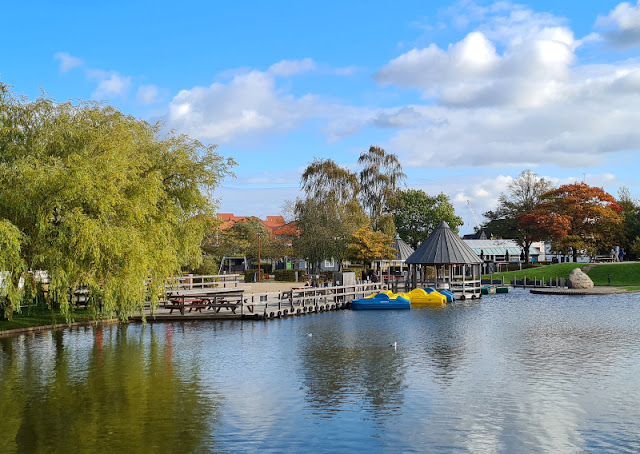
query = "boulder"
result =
(568, 268, 594, 289)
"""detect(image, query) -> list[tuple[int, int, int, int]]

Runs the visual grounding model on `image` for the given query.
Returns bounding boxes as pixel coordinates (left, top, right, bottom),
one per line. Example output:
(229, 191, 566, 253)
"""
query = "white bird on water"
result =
(391, 341, 397, 350)
(307, 333, 313, 337)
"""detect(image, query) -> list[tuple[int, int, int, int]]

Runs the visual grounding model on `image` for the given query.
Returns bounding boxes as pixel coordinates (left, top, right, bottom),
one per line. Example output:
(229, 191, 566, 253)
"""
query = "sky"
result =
(2, 0, 640, 235)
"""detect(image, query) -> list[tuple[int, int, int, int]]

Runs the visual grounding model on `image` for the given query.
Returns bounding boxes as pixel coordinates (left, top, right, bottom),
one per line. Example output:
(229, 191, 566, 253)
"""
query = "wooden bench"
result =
(593, 255, 614, 263)
(202, 297, 243, 314)
(167, 298, 207, 314)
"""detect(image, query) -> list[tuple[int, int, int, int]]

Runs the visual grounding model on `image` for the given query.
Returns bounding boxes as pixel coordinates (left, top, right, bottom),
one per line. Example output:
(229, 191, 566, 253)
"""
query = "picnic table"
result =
(164, 288, 245, 315)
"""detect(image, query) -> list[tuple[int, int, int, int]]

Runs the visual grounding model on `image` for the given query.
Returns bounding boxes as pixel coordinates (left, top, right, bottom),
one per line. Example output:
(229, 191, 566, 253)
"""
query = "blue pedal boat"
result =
(351, 292, 411, 310)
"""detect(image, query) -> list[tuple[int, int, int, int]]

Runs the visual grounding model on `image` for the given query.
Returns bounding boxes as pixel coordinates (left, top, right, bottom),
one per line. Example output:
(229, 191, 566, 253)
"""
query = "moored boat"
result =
(399, 288, 446, 307)
(351, 292, 411, 310)
(437, 289, 456, 302)
(481, 285, 496, 295)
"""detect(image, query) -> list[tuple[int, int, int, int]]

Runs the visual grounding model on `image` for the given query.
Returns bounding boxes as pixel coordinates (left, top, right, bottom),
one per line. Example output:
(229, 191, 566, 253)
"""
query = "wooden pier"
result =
(132, 275, 383, 322)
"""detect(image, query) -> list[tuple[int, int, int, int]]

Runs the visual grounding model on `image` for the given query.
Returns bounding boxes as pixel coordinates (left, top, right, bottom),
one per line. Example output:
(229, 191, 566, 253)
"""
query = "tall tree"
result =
(301, 158, 359, 205)
(617, 187, 640, 258)
(296, 159, 367, 272)
(294, 197, 367, 272)
(484, 170, 555, 263)
(393, 189, 462, 249)
(358, 146, 405, 233)
(0, 85, 235, 320)
(534, 183, 623, 262)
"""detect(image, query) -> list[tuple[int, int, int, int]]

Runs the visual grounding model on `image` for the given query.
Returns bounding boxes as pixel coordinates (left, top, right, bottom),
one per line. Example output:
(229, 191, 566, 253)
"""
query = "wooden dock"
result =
(132, 277, 383, 322)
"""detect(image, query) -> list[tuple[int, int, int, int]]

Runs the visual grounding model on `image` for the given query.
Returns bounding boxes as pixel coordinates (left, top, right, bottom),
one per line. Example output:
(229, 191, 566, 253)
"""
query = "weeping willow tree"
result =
(358, 146, 405, 234)
(295, 158, 368, 272)
(0, 84, 235, 321)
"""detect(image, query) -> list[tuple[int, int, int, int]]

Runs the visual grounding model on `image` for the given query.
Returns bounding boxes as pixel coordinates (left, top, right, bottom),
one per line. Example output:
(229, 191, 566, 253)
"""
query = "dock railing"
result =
(166, 274, 241, 291)
(246, 281, 384, 319)
(155, 280, 383, 319)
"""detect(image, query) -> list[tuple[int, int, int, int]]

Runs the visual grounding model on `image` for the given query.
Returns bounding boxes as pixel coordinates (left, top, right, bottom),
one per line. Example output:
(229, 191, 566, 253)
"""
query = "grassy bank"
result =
(483, 263, 590, 283)
(484, 262, 640, 287)
(587, 263, 640, 286)
(0, 308, 105, 332)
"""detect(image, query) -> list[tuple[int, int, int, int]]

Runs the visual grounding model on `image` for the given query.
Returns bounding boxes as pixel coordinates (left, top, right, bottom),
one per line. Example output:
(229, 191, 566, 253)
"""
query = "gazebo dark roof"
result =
(405, 221, 482, 265)
(392, 235, 414, 261)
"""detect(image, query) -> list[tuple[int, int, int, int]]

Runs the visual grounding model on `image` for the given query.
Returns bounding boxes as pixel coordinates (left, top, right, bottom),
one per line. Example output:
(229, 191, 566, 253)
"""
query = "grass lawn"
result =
(484, 262, 640, 288)
(483, 262, 590, 283)
(0, 307, 104, 332)
(587, 262, 640, 287)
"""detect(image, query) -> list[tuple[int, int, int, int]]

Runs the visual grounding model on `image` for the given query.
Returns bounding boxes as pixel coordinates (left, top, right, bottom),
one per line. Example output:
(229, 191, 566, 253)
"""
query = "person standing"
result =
(620, 248, 625, 262)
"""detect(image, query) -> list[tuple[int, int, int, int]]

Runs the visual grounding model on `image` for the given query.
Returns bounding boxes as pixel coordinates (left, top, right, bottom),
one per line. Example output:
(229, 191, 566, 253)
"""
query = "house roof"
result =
(405, 221, 482, 265)
(462, 239, 540, 257)
(216, 213, 286, 235)
(273, 221, 299, 236)
(392, 235, 415, 261)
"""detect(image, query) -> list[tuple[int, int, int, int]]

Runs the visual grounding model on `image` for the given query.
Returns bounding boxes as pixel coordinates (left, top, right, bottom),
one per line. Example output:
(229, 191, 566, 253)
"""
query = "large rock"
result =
(568, 268, 594, 289)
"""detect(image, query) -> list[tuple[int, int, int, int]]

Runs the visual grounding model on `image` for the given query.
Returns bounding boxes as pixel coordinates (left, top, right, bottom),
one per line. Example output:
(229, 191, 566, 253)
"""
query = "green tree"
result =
(483, 169, 555, 263)
(202, 217, 289, 269)
(617, 187, 640, 258)
(301, 158, 359, 205)
(295, 158, 368, 271)
(294, 197, 367, 272)
(393, 189, 462, 249)
(0, 85, 235, 320)
(358, 146, 405, 233)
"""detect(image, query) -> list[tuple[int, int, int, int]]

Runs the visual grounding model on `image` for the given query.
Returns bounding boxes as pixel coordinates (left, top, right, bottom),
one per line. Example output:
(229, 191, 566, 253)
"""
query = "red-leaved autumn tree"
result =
(531, 183, 623, 262)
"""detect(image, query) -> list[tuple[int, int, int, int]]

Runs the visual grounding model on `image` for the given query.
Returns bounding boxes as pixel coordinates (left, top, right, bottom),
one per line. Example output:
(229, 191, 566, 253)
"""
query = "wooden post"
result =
(462, 265, 466, 299)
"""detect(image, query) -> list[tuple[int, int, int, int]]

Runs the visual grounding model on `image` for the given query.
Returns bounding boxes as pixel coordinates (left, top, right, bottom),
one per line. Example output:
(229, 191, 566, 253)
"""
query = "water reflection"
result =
(0, 325, 219, 453)
(2, 293, 640, 453)
(299, 313, 406, 422)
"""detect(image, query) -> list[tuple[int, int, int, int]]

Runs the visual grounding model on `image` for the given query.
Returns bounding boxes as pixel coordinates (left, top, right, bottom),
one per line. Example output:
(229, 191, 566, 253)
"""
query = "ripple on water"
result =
(2, 292, 640, 452)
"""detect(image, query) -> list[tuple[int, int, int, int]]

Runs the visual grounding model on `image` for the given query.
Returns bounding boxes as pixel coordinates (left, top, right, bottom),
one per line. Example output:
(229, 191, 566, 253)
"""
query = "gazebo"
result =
(405, 221, 483, 299)
(377, 234, 415, 282)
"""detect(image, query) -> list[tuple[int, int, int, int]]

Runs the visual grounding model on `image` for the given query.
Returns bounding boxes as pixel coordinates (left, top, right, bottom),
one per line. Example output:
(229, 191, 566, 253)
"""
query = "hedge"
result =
(274, 270, 307, 282)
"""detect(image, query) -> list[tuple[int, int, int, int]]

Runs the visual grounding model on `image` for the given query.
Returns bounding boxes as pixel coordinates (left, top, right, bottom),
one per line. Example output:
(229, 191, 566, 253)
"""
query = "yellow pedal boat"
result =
(399, 288, 446, 307)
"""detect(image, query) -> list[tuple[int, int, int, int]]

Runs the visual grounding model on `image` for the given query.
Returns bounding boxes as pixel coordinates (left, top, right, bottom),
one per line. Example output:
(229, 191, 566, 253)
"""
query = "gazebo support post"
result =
(411, 264, 417, 290)
(462, 265, 466, 299)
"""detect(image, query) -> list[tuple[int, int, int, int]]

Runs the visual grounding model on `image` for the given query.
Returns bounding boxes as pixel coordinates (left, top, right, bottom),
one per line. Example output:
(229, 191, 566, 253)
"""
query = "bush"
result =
(274, 270, 307, 282)
(319, 271, 334, 282)
(191, 255, 219, 276)
(343, 267, 364, 280)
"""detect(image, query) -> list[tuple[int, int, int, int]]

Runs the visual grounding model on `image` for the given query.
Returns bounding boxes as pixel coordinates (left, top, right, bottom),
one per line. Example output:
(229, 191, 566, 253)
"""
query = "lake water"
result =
(2, 289, 640, 453)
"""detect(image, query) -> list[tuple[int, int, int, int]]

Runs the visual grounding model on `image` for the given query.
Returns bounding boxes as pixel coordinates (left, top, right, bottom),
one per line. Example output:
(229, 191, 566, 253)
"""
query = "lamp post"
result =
(257, 233, 263, 282)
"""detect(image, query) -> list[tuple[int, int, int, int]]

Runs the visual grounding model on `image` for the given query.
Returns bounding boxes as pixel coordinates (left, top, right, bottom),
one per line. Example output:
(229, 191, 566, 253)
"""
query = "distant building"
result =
(216, 213, 298, 238)
(462, 227, 493, 240)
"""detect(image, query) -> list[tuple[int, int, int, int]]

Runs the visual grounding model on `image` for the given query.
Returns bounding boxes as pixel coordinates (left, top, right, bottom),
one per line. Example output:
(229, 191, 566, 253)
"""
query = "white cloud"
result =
(365, 3, 640, 170)
(385, 68, 640, 169)
(374, 23, 577, 108)
(597, 1, 640, 48)
(136, 84, 160, 104)
(268, 58, 316, 76)
(167, 69, 324, 142)
(54, 52, 84, 73)
(88, 69, 131, 99)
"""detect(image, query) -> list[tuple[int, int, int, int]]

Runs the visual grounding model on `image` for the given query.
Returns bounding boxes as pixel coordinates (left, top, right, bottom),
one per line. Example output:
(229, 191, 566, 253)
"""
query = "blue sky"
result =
(2, 0, 640, 234)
